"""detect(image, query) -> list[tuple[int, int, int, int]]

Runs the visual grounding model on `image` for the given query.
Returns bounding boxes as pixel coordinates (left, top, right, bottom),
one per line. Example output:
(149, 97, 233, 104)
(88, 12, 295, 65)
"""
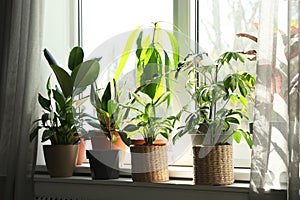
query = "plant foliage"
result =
(173, 52, 255, 148)
(29, 47, 100, 145)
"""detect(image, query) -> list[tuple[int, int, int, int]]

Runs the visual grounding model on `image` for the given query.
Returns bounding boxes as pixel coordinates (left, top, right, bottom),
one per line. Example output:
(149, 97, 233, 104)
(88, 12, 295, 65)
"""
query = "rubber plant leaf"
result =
(73, 60, 100, 90)
(114, 26, 141, 81)
(43, 48, 58, 66)
(68, 46, 84, 71)
(50, 64, 73, 98)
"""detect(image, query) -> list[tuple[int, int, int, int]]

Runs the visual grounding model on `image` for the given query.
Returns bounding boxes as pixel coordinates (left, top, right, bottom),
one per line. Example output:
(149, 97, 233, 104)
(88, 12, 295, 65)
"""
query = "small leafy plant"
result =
(86, 79, 128, 145)
(121, 90, 180, 146)
(29, 47, 100, 145)
(173, 52, 255, 148)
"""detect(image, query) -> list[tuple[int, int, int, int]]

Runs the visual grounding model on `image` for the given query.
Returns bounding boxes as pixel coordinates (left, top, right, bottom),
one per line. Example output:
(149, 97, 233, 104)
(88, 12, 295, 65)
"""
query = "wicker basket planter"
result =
(193, 144, 234, 185)
(130, 144, 169, 182)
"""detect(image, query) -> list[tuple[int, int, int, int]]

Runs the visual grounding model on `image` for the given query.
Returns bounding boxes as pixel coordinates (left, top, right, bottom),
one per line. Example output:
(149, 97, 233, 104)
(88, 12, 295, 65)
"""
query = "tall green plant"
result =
(30, 47, 100, 145)
(115, 22, 180, 106)
(173, 52, 255, 148)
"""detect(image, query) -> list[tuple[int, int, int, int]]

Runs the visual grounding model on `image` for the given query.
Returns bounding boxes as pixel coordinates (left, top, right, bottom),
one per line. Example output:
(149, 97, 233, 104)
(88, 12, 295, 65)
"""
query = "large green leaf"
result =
(132, 93, 146, 107)
(43, 48, 58, 66)
(52, 89, 65, 110)
(154, 91, 171, 107)
(107, 100, 118, 116)
(166, 31, 179, 70)
(68, 46, 84, 71)
(118, 131, 131, 147)
(38, 93, 51, 111)
(50, 64, 73, 98)
(101, 82, 111, 112)
(232, 130, 242, 143)
(90, 84, 101, 109)
(114, 26, 141, 81)
(73, 60, 100, 90)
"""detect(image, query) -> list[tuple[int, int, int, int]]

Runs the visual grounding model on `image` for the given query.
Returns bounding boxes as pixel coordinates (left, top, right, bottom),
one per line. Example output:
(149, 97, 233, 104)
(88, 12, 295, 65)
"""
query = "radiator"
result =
(35, 196, 86, 200)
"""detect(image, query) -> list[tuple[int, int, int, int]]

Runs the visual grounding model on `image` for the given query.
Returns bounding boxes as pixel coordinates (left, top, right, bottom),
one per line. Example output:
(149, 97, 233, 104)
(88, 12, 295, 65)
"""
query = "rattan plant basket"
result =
(193, 144, 234, 185)
(130, 144, 169, 182)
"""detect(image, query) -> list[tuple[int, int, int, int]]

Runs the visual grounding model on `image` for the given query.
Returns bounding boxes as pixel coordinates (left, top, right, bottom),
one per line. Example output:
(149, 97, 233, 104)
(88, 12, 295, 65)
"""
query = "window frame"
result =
(37, 0, 252, 182)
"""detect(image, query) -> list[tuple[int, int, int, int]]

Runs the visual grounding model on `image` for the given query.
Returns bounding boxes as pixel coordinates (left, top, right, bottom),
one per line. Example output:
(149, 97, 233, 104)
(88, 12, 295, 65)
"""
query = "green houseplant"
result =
(173, 51, 255, 185)
(114, 22, 181, 182)
(120, 89, 180, 182)
(29, 46, 100, 177)
(85, 79, 128, 179)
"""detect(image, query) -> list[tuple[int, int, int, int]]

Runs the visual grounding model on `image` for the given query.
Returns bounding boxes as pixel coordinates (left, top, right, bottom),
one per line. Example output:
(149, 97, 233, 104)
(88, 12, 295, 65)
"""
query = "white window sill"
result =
(35, 164, 251, 182)
(34, 172, 286, 200)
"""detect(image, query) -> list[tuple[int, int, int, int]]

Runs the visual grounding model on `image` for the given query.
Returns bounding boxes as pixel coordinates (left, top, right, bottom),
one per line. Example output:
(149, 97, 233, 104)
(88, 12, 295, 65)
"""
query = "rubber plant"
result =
(29, 46, 100, 145)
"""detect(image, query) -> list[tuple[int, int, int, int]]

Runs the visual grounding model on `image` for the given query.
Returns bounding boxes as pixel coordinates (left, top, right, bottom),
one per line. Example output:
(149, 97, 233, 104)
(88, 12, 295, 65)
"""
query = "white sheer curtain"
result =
(250, 0, 300, 199)
(0, 0, 44, 199)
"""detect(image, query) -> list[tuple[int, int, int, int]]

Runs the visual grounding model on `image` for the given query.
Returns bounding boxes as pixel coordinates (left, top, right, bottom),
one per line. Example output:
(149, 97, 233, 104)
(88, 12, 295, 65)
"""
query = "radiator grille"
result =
(35, 196, 84, 200)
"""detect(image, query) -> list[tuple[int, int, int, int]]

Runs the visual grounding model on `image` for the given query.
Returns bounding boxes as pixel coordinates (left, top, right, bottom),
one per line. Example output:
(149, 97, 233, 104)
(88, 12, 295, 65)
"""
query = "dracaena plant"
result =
(173, 52, 256, 148)
(85, 79, 128, 145)
(29, 46, 100, 145)
(115, 22, 180, 106)
(120, 90, 181, 146)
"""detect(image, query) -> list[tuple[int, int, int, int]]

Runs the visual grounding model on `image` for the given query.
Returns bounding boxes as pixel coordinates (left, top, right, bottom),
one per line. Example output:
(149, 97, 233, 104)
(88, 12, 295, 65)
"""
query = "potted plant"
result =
(173, 51, 255, 185)
(84, 79, 128, 179)
(112, 21, 181, 182)
(29, 46, 100, 177)
(120, 89, 180, 182)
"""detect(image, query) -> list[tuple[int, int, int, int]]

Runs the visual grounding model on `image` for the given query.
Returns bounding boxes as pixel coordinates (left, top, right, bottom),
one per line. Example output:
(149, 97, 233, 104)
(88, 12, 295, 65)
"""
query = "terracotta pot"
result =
(91, 132, 127, 165)
(77, 139, 86, 165)
(130, 139, 166, 146)
(43, 144, 78, 177)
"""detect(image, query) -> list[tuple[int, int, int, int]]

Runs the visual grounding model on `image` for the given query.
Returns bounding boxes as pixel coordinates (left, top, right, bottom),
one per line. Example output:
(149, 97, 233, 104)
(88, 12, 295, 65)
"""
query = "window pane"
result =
(82, 0, 173, 56)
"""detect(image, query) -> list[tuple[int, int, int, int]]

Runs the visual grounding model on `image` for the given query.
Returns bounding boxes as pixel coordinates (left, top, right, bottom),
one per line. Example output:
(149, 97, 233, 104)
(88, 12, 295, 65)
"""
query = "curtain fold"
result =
(250, 0, 300, 199)
(0, 0, 44, 199)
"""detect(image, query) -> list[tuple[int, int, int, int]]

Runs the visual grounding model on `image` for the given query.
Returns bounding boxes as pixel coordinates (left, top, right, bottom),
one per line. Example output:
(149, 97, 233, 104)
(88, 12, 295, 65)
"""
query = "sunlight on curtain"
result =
(250, 0, 300, 199)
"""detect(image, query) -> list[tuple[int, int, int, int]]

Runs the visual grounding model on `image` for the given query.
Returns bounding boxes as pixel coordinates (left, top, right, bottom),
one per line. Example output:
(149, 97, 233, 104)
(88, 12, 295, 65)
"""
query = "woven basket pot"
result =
(193, 144, 234, 185)
(130, 144, 169, 182)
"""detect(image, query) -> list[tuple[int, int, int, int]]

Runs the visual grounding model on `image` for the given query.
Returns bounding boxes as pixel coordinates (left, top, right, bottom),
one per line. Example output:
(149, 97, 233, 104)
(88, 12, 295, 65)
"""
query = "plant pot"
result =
(190, 133, 233, 146)
(77, 138, 86, 165)
(86, 149, 120, 179)
(91, 132, 127, 165)
(130, 144, 169, 182)
(192, 144, 234, 185)
(43, 144, 78, 177)
(130, 139, 166, 145)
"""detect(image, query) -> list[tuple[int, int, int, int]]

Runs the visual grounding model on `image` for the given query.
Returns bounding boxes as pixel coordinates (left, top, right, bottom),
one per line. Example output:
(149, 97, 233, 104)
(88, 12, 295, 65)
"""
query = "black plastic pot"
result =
(86, 150, 120, 179)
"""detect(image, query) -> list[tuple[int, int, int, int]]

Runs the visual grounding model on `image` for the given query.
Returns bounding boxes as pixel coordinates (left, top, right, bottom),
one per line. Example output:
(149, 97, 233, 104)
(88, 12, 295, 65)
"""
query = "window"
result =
(38, 0, 260, 179)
